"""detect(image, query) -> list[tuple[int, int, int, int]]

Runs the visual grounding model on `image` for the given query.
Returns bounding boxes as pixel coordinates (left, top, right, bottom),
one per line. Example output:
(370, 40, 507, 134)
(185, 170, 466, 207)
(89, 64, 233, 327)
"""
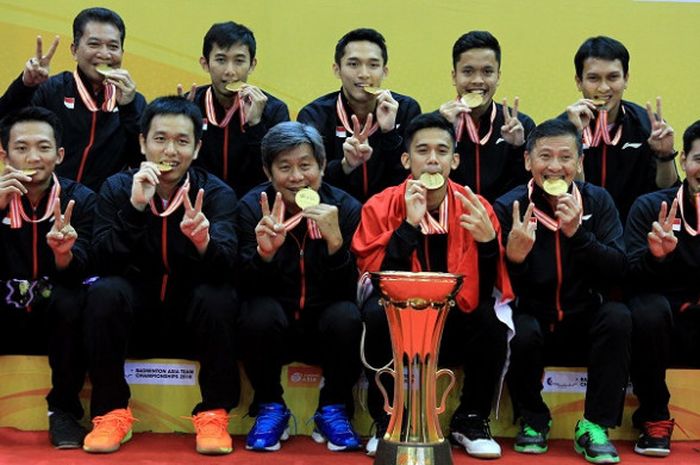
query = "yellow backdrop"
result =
(1, 0, 699, 138)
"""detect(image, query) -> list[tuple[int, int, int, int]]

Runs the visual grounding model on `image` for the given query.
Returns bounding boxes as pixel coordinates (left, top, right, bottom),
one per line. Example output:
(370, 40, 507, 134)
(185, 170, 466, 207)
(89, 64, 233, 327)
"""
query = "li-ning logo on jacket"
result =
(622, 142, 642, 150)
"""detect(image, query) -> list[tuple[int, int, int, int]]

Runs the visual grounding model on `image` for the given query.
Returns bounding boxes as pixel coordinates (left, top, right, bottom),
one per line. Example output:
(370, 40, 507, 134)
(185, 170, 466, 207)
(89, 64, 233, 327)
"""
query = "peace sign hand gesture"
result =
(176, 83, 197, 102)
(455, 186, 496, 243)
(23, 35, 60, 87)
(501, 97, 525, 146)
(646, 97, 675, 157)
(46, 199, 77, 268)
(255, 191, 287, 261)
(506, 200, 536, 264)
(180, 188, 210, 254)
(648, 199, 679, 260)
(341, 114, 374, 173)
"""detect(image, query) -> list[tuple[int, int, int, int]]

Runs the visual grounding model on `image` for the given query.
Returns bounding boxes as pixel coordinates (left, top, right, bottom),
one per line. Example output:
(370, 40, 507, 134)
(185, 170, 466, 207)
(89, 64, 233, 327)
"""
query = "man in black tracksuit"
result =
(235, 122, 362, 452)
(0, 107, 96, 448)
(189, 21, 290, 198)
(438, 31, 536, 203)
(0, 8, 146, 193)
(494, 119, 630, 464)
(623, 121, 700, 458)
(297, 28, 421, 203)
(561, 36, 677, 222)
(83, 97, 239, 455)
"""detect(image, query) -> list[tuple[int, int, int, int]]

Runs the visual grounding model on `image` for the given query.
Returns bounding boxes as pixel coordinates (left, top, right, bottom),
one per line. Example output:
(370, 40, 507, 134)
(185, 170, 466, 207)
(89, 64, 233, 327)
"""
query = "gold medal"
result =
(156, 162, 173, 172)
(22, 169, 37, 176)
(225, 81, 245, 92)
(0, 160, 5, 172)
(295, 188, 320, 209)
(95, 65, 113, 76)
(461, 93, 484, 108)
(591, 98, 607, 109)
(363, 86, 384, 95)
(542, 179, 568, 196)
(419, 172, 445, 190)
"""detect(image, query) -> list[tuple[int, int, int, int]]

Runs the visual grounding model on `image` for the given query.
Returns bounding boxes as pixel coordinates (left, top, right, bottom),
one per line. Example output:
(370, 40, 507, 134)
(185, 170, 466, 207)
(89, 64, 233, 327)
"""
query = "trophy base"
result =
(374, 439, 453, 465)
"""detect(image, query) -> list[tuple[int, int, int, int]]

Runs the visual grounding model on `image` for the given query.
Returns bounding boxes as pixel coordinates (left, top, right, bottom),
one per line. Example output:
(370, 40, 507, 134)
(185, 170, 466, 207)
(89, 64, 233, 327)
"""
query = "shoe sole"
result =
(83, 429, 132, 453)
(245, 427, 290, 452)
(451, 432, 502, 458)
(574, 442, 620, 464)
(54, 442, 82, 450)
(633, 445, 670, 457)
(514, 443, 548, 454)
(196, 446, 233, 455)
(311, 430, 360, 451)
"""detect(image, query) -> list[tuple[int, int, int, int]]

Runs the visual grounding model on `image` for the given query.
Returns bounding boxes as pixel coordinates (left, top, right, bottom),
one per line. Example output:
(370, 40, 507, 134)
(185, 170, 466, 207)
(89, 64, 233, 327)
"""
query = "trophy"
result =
(370, 271, 463, 465)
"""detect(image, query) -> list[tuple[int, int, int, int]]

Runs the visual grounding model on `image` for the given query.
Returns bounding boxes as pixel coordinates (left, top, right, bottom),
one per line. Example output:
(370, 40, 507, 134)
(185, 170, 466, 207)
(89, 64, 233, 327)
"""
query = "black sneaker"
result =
(449, 412, 501, 458)
(574, 419, 619, 464)
(49, 409, 86, 449)
(514, 419, 551, 454)
(634, 419, 673, 457)
(365, 414, 389, 456)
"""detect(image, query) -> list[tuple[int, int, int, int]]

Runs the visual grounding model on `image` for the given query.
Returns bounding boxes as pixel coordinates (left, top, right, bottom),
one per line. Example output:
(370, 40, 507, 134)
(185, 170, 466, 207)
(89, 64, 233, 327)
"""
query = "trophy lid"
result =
(370, 271, 463, 302)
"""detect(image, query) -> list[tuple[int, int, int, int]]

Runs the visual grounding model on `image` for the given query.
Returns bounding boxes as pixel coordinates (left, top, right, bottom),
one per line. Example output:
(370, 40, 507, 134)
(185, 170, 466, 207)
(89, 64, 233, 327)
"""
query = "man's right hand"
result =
(0, 166, 31, 209)
(22, 35, 60, 87)
(506, 200, 536, 263)
(255, 191, 287, 261)
(341, 114, 374, 174)
(565, 99, 596, 132)
(648, 199, 679, 260)
(438, 98, 470, 124)
(130, 162, 161, 211)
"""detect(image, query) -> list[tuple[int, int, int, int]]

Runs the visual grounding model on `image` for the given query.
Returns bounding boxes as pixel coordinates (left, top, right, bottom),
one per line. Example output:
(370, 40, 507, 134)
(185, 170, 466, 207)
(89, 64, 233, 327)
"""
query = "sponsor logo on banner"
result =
(124, 362, 197, 386)
(287, 365, 322, 387)
(543, 369, 632, 394)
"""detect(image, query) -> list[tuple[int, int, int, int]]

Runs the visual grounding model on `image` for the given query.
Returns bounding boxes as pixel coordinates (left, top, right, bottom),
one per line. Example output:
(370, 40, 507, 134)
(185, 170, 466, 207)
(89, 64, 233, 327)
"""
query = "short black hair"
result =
(73, 7, 126, 46)
(682, 120, 700, 155)
(261, 122, 325, 173)
(0, 107, 63, 150)
(574, 36, 629, 79)
(140, 96, 203, 143)
(452, 31, 501, 68)
(335, 28, 388, 65)
(404, 113, 456, 151)
(525, 118, 582, 154)
(202, 21, 256, 62)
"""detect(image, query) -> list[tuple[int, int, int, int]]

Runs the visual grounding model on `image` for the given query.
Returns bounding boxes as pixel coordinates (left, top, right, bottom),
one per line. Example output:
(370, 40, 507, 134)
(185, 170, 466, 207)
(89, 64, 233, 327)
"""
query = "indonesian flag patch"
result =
(63, 97, 75, 109)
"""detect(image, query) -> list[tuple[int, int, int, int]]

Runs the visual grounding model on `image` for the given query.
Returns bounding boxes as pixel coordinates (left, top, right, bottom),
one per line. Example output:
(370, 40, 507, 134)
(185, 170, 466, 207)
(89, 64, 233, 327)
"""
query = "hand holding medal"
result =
(297, 188, 343, 254)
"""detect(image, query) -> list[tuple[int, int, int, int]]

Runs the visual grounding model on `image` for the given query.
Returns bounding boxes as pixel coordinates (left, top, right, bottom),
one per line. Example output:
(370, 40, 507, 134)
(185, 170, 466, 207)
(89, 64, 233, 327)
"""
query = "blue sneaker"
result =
(246, 403, 291, 451)
(311, 404, 361, 451)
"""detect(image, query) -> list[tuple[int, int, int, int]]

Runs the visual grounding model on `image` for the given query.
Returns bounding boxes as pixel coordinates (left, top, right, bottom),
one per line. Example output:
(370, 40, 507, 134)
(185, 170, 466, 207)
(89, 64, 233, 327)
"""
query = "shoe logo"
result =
(622, 142, 642, 150)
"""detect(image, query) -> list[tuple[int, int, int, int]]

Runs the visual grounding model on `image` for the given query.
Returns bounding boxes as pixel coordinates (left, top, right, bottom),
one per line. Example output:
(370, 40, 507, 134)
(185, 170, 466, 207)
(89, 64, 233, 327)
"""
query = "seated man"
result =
(352, 113, 513, 458)
(623, 121, 700, 458)
(0, 107, 96, 448)
(84, 97, 240, 455)
(562, 36, 677, 222)
(298, 28, 421, 202)
(235, 122, 363, 452)
(438, 30, 535, 202)
(189, 21, 290, 197)
(494, 119, 629, 464)
(0, 7, 146, 192)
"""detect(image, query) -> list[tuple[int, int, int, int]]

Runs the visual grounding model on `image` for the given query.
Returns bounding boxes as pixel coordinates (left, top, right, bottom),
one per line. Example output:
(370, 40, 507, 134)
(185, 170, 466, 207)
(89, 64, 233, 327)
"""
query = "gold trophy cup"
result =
(370, 271, 463, 465)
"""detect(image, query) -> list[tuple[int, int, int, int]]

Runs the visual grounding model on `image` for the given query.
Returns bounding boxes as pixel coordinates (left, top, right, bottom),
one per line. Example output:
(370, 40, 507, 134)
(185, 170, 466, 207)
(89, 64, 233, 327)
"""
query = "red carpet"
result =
(1, 428, 699, 465)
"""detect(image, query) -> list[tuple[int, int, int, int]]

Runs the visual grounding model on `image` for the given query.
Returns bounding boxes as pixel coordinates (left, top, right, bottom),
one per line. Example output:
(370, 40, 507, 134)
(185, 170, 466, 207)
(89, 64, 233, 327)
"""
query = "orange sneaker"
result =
(83, 408, 137, 453)
(191, 409, 232, 455)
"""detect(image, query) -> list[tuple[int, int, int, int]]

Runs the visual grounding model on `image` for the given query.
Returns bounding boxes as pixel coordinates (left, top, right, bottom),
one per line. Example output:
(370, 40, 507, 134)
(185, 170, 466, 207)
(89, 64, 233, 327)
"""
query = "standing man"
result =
(623, 121, 700, 458)
(83, 97, 240, 455)
(236, 122, 363, 452)
(0, 7, 147, 192)
(189, 21, 290, 197)
(439, 31, 536, 202)
(353, 113, 514, 458)
(0, 107, 96, 449)
(495, 119, 630, 464)
(563, 36, 677, 221)
(298, 28, 421, 203)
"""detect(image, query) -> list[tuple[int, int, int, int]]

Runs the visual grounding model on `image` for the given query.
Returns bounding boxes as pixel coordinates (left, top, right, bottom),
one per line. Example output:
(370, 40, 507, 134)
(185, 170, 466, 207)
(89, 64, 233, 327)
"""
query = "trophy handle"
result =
(435, 368, 456, 414)
(375, 368, 396, 415)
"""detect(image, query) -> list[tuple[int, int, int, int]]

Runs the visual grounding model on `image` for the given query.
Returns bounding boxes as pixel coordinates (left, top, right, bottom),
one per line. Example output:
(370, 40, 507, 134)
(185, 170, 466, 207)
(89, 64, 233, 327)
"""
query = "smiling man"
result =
(83, 97, 240, 455)
(298, 28, 421, 203)
(438, 31, 535, 203)
(562, 36, 677, 222)
(623, 121, 700, 458)
(235, 121, 363, 453)
(0, 107, 96, 449)
(188, 21, 289, 197)
(494, 119, 630, 464)
(0, 7, 146, 193)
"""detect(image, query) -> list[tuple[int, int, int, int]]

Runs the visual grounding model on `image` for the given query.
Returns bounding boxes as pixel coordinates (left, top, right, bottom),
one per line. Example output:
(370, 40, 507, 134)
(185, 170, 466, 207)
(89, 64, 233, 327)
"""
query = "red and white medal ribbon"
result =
(73, 70, 116, 112)
(418, 197, 449, 235)
(676, 185, 700, 237)
(335, 94, 379, 137)
(582, 109, 623, 147)
(455, 99, 497, 145)
(204, 87, 246, 131)
(148, 174, 191, 217)
(527, 179, 583, 232)
(9, 173, 61, 229)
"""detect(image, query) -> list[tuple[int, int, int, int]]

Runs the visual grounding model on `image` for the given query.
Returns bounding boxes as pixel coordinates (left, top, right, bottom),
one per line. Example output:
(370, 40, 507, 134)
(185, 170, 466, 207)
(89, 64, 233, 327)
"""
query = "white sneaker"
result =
(450, 413, 502, 459)
(451, 431, 502, 458)
(365, 434, 379, 456)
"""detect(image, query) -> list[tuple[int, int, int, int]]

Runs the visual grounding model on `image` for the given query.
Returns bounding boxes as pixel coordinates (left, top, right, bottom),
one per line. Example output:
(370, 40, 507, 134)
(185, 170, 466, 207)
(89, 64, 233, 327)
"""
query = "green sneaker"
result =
(574, 419, 620, 464)
(514, 420, 550, 454)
